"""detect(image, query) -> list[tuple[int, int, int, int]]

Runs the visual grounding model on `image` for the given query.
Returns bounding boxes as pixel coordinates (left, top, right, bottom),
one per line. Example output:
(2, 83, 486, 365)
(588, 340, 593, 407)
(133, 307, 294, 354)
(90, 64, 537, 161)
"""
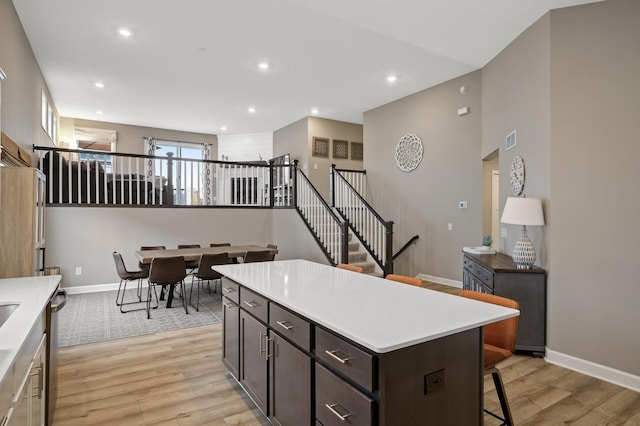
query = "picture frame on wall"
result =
(351, 142, 363, 161)
(332, 139, 348, 159)
(312, 136, 329, 157)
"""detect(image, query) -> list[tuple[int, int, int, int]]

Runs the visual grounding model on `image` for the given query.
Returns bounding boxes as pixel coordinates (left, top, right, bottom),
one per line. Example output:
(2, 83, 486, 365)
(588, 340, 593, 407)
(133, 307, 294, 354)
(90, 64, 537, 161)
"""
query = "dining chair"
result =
(112, 252, 156, 313)
(140, 245, 167, 300)
(138, 245, 166, 271)
(385, 274, 422, 287)
(177, 244, 201, 272)
(266, 243, 278, 260)
(147, 256, 189, 319)
(459, 290, 520, 426)
(243, 250, 275, 263)
(210, 242, 237, 262)
(336, 263, 363, 273)
(189, 253, 230, 311)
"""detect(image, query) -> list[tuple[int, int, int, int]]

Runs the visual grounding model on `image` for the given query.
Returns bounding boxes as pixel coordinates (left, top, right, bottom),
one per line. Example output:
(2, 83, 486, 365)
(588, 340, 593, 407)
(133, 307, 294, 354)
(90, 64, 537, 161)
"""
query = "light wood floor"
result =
(53, 282, 640, 426)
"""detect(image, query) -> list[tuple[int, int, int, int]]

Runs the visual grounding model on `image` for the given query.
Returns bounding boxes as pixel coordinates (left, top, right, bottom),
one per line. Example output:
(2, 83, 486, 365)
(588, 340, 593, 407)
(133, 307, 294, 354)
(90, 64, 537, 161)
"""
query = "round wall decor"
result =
(510, 155, 525, 196)
(395, 134, 423, 172)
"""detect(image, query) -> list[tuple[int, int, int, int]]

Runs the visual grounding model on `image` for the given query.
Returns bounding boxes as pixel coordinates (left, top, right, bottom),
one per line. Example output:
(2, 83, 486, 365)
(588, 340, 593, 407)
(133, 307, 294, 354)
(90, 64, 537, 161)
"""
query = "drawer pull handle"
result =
(259, 332, 267, 355)
(244, 300, 259, 308)
(325, 403, 352, 421)
(325, 350, 352, 364)
(222, 302, 234, 308)
(222, 287, 235, 293)
(276, 320, 295, 331)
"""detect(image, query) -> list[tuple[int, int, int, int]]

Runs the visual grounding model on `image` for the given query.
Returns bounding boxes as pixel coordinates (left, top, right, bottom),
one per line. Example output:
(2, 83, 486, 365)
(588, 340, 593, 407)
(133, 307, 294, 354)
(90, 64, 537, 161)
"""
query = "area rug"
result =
(58, 284, 223, 347)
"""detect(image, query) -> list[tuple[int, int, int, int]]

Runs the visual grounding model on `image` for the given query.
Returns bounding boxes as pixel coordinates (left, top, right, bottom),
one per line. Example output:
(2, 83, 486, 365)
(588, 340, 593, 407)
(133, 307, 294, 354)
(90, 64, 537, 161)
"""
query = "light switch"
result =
(501, 227, 507, 238)
(448, 223, 453, 231)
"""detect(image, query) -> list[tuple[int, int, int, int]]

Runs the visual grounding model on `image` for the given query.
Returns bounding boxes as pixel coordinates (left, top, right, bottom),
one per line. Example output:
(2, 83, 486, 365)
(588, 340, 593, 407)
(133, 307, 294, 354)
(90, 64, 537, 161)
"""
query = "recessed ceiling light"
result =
(311, 108, 319, 114)
(248, 107, 256, 113)
(386, 74, 398, 83)
(96, 110, 104, 115)
(221, 126, 227, 131)
(258, 62, 269, 70)
(94, 82, 105, 88)
(118, 28, 132, 37)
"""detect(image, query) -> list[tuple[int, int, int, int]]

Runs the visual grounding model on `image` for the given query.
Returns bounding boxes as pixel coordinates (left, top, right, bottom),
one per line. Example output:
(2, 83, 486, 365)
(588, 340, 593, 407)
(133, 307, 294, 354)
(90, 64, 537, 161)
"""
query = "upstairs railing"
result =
(330, 164, 394, 275)
(294, 162, 348, 266)
(33, 146, 293, 208)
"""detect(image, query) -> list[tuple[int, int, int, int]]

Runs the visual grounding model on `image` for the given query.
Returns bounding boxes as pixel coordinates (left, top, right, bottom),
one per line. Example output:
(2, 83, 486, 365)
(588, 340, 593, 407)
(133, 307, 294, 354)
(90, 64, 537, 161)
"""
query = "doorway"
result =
(483, 150, 500, 248)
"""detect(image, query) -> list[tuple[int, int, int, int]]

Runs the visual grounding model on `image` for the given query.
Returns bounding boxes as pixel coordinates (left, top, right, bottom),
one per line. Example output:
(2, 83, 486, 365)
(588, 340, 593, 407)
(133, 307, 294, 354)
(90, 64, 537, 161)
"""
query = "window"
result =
(154, 140, 205, 205)
(41, 90, 57, 144)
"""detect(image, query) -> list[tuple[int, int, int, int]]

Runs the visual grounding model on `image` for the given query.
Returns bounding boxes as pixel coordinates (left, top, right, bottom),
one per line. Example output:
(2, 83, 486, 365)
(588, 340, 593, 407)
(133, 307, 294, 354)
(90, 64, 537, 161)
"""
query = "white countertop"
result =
(214, 259, 519, 353)
(0, 275, 61, 384)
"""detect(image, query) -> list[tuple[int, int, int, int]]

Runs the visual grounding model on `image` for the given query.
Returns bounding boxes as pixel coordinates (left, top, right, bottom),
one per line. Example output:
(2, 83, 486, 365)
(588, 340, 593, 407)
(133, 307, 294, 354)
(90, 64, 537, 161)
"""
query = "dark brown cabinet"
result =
(231, 278, 313, 425)
(463, 252, 546, 355)
(239, 310, 268, 414)
(222, 296, 240, 378)
(269, 333, 312, 426)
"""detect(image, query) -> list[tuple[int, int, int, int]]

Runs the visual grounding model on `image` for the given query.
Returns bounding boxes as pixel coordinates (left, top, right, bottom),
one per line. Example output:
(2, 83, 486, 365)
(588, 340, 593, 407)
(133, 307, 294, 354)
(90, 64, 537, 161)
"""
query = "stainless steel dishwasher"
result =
(46, 288, 66, 425)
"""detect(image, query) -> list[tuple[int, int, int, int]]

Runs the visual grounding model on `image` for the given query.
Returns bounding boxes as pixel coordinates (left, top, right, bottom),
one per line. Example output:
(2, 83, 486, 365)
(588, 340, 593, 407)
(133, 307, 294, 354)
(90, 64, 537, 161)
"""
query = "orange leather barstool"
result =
(385, 274, 422, 287)
(336, 263, 363, 273)
(459, 290, 519, 426)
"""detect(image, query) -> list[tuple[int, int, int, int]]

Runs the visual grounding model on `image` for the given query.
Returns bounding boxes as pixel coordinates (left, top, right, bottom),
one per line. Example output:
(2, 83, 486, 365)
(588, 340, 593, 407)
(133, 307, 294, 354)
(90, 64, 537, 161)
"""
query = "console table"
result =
(463, 251, 546, 356)
(215, 259, 519, 425)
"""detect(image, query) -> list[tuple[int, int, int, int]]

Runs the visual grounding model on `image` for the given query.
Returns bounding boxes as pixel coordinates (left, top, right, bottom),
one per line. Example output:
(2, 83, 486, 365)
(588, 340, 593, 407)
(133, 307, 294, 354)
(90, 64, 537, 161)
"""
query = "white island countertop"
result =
(0, 275, 61, 384)
(214, 259, 519, 353)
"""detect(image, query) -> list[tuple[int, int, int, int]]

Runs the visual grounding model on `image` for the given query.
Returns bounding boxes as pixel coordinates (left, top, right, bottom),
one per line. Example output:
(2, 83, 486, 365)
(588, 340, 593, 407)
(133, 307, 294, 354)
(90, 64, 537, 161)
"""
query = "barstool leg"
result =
(490, 367, 514, 426)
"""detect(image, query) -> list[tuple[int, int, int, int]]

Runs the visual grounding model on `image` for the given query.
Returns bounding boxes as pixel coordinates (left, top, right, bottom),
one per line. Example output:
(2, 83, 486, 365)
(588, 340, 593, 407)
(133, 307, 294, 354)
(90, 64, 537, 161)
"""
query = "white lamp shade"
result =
(500, 197, 545, 226)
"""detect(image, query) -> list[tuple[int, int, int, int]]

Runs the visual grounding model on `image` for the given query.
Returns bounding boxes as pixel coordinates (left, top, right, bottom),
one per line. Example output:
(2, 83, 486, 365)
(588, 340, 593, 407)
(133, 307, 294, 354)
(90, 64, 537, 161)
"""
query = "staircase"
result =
(346, 233, 378, 275)
(293, 164, 390, 275)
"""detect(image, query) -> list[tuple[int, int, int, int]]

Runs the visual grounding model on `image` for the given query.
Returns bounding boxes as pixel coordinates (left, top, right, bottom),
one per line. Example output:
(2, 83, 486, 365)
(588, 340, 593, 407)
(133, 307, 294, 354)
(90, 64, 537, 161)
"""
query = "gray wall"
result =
(274, 116, 363, 200)
(548, 0, 640, 375)
(46, 207, 275, 287)
(47, 207, 329, 288)
(0, 0, 56, 157)
(482, 13, 551, 266)
(307, 117, 363, 200)
(273, 209, 331, 266)
(273, 116, 307, 163)
(363, 70, 483, 280)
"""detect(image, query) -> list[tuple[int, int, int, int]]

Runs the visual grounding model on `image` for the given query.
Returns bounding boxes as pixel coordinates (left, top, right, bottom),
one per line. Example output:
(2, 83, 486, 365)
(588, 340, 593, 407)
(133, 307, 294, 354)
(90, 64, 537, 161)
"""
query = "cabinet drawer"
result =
(315, 363, 374, 426)
(269, 303, 311, 352)
(221, 278, 240, 304)
(240, 287, 268, 323)
(316, 327, 375, 392)
(464, 258, 494, 289)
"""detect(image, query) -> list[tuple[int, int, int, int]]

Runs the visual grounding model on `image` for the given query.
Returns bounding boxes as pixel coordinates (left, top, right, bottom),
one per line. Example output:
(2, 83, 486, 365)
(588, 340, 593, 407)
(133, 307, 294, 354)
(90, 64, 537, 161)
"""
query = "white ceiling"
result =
(12, 0, 601, 136)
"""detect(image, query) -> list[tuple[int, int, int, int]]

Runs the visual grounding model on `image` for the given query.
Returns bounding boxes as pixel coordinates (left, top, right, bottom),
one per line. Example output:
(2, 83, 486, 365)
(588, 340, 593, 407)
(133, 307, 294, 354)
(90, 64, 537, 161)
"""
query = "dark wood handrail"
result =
(331, 165, 390, 227)
(393, 235, 419, 260)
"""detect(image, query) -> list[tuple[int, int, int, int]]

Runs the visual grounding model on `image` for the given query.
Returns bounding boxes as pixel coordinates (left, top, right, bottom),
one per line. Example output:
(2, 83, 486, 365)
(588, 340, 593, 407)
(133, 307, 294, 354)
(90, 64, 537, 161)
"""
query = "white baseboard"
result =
(62, 282, 144, 294)
(546, 349, 640, 392)
(416, 274, 463, 288)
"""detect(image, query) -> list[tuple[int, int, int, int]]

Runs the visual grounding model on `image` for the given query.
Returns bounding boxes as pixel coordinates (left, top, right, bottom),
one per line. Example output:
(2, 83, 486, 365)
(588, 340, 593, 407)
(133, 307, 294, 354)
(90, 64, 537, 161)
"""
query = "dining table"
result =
(134, 245, 278, 308)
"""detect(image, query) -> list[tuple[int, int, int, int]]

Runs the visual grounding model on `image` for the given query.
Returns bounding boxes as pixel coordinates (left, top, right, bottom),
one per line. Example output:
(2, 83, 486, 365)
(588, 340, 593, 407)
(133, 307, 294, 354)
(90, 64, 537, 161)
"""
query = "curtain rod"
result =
(143, 136, 208, 145)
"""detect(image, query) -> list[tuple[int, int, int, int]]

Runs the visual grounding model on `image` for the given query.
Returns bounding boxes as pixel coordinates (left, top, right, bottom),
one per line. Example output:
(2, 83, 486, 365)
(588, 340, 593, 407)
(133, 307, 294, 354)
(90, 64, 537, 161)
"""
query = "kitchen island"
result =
(214, 259, 519, 425)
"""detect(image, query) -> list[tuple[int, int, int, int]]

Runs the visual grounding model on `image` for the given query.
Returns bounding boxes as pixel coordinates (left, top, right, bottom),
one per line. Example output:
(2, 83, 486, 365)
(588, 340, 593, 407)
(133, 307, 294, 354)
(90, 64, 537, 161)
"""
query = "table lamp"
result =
(500, 197, 545, 269)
